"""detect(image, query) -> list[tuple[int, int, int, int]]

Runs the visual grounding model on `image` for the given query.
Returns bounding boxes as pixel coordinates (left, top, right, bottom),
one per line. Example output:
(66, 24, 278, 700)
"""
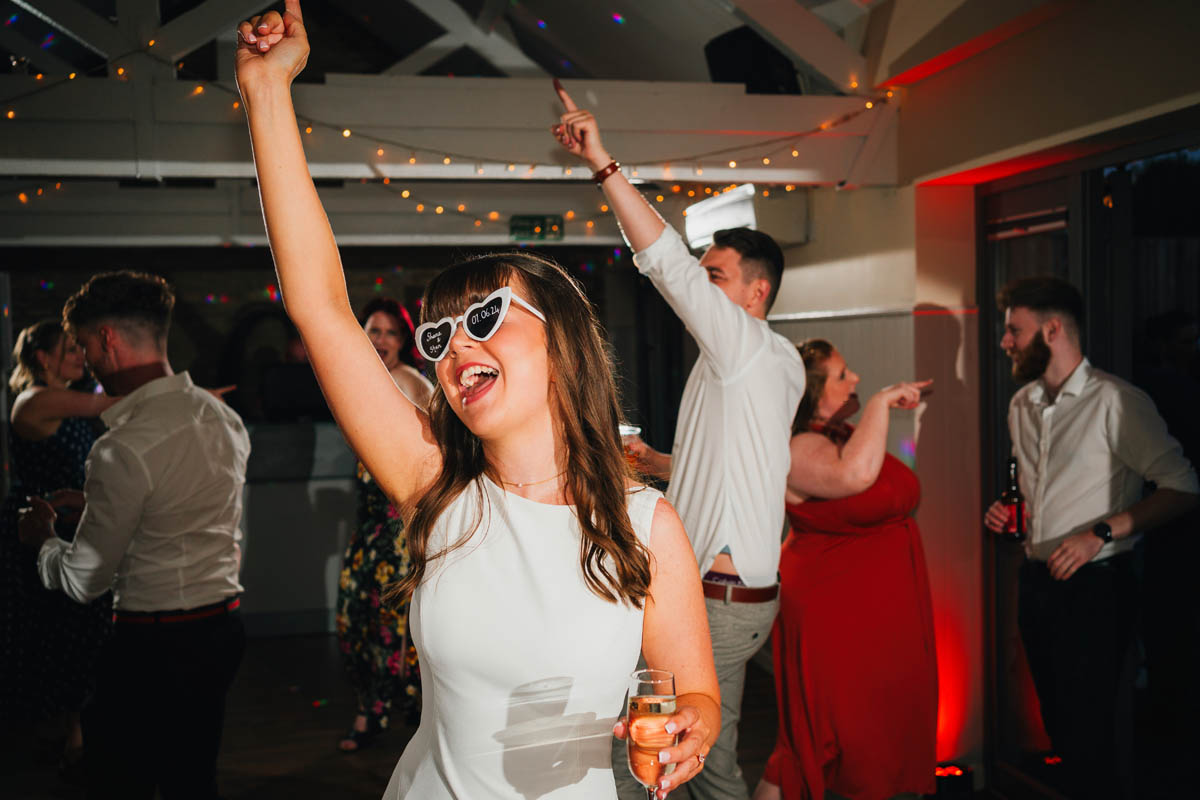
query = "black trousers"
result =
(82, 609, 246, 800)
(1018, 555, 1136, 800)
(1140, 523, 1200, 794)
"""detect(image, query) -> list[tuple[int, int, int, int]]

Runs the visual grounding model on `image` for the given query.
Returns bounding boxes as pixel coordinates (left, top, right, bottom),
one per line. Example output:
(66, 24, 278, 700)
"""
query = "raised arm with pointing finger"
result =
(235, 1, 440, 509)
(236, 13, 721, 798)
(553, 83, 806, 800)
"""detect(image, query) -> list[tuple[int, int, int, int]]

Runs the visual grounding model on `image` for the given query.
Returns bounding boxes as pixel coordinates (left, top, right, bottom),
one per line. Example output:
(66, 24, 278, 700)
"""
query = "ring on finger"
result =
(696, 753, 706, 767)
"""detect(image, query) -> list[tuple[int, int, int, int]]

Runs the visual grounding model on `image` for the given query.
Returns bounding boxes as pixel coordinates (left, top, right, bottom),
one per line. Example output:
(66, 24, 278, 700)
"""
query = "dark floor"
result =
(4, 633, 779, 799)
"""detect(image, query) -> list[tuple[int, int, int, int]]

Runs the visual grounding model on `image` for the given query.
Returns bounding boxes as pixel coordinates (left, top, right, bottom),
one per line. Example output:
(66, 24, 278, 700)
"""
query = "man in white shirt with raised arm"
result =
(984, 276, 1198, 800)
(554, 85, 805, 800)
(19, 271, 251, 800)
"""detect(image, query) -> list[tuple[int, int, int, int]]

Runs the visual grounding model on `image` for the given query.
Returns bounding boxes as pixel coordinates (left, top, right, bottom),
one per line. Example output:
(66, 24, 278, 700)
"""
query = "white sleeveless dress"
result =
(384, 476, 662, 799)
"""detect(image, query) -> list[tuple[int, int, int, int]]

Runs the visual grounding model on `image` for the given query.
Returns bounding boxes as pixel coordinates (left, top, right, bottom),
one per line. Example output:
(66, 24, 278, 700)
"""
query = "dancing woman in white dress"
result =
(234, 4, 719, 798)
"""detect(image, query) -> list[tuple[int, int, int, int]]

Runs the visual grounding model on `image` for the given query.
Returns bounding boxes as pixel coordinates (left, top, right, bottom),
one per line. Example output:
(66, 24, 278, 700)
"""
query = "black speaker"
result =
(705, 25, 801, 95)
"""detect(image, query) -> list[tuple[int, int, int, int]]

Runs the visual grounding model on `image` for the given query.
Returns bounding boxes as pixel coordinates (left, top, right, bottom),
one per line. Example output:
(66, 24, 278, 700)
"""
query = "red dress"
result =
(764, 446, 937, 800)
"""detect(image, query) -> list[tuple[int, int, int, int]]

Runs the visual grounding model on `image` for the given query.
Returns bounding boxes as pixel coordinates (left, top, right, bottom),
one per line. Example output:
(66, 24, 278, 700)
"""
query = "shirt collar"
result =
(1030, 357, 1090, 405)
(101, 371, 193, 428)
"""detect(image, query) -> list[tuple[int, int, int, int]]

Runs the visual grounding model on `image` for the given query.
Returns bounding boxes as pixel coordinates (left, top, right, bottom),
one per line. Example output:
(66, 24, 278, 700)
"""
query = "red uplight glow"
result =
(879, 0, 1075, 88)
(935, 765, 965, 777)
(920, 141, 1118, 186)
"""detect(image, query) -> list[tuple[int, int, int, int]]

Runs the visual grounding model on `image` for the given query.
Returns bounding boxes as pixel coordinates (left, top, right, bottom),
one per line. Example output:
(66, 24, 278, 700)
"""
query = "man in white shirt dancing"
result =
(984, 276, 1197, 800)
(20, 271, 251, 800)
(554, 86, 805, 799)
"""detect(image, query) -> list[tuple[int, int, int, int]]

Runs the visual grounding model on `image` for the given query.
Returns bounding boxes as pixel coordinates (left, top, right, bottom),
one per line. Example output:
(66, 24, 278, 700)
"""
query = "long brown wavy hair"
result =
(390, 252, 653, 608)
(792, 338, 835, 434)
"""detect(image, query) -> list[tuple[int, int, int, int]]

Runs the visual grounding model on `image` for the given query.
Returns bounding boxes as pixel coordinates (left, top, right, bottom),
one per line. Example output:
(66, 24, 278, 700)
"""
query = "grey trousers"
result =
(614, 593, 779, 800)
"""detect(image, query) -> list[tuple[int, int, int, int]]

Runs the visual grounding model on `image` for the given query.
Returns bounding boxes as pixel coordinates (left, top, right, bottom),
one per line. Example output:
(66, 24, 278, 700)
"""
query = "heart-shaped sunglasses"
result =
(415, 286, 546, 362)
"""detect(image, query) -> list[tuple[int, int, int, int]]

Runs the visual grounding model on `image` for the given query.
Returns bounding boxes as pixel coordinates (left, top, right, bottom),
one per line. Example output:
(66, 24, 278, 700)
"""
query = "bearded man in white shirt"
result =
(984, 276, 1198, 800)
(19, 271, 251, 800)
(554, 87, 806, 800)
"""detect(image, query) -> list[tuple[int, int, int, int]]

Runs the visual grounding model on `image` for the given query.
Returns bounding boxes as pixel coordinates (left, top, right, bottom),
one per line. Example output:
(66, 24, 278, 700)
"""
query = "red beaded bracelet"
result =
(592, 161, 621, 185)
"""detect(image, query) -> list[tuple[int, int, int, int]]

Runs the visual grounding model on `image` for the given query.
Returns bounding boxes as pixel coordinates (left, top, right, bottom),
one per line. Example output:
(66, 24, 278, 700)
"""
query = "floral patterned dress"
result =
(0, 416, 113, 722)
(336, 462, 420, 729)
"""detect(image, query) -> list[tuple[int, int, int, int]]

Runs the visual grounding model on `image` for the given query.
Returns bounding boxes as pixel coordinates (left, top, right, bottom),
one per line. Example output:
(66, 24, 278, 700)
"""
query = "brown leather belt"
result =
(701, 581, 779, 604)
(114, 596, 241, 625)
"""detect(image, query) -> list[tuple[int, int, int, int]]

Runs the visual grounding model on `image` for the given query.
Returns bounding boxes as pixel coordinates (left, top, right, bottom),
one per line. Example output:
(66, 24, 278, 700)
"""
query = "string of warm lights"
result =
(4, 41, 890, 227)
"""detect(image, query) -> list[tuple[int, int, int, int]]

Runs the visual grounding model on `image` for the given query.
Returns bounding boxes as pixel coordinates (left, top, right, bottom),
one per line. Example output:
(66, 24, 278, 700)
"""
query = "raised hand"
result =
(551, 79, 613, 171)
(235, 0, 309, 91)
(877, 379, 933, 410)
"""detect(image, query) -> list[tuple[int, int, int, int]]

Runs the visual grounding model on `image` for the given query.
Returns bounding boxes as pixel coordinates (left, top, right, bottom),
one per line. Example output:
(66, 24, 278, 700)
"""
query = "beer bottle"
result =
(1001, 457, 1026, 542)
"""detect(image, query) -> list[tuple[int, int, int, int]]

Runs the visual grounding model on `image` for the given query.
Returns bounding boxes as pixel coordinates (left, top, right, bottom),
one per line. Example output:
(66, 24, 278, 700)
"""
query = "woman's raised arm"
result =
(787, 381, 930, 500)
(235, 0, 439, 507)
(11, 387, 116, 439)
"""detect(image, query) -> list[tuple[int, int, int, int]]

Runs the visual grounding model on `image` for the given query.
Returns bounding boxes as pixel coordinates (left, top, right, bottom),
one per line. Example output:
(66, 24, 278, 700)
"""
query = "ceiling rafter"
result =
(727, 0, 867, 92)
(115, 0, 159, 43)
(152, 0, 269, 63)
(0, 23, 76, 74)
(475, 0, 508, 33)
(11, 0, 130, 58)
(383, 0, 545, 77)
(383, 31, 463, 76)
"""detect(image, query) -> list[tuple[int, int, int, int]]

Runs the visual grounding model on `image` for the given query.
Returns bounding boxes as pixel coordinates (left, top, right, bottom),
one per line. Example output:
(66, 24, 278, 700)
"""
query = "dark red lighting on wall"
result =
(879, 1, 1076, 88)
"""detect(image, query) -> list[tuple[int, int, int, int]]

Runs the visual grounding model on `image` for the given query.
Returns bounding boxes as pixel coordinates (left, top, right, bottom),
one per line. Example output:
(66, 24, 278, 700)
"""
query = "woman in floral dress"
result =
(336, 298, 432, 752)
(1, 320, 115, 772)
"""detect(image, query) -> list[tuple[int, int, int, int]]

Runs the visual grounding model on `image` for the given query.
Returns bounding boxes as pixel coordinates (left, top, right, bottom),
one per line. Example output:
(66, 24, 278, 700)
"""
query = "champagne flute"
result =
(625, 669, 678, 799)
(619, 424, 643, 468)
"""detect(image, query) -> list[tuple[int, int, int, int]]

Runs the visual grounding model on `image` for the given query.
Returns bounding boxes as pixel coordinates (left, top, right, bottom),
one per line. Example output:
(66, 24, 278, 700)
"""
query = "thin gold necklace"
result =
(500, 470, 566, 489)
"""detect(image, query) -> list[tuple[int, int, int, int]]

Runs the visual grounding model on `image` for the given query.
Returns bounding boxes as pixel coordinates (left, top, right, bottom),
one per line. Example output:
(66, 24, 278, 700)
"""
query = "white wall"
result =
(895, 0, 1200, 182)
(774, 185, 916, 315)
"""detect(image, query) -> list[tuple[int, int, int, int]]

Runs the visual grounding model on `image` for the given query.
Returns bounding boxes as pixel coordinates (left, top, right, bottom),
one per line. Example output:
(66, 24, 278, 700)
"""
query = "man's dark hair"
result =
(712, 227, 785, 311)
(63, 270, 175, 347)
(996, 276, 1085, 339)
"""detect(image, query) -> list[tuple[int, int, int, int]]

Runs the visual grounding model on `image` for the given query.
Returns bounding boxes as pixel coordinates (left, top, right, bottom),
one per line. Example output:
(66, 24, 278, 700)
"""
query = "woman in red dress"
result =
(755, 339, 937, 800)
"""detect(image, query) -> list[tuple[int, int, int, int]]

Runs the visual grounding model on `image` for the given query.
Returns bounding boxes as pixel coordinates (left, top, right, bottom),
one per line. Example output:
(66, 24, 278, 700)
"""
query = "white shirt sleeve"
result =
(38, 437, 151, 603)
(633, 225, 769, 379)
(1107, 385, 1199, 495)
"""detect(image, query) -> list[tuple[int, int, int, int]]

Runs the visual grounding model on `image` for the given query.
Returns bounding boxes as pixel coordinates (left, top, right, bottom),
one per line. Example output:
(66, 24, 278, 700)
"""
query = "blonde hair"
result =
(9, 319, 64, 394)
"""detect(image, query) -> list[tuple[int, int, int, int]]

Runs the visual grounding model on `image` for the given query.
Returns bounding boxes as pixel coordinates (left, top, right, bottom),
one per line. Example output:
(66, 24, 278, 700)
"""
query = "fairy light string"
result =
(4, 42, 892, 226)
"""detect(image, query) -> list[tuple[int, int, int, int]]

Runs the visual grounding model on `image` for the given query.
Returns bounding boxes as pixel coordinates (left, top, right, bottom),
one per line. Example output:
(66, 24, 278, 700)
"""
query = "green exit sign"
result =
(510, 214, 564, 241)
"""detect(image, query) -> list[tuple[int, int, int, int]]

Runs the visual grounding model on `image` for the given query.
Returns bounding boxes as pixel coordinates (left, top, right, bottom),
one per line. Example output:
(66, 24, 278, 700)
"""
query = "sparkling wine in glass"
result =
(626, 669, 678, 799)
(619, 424, 642, 468)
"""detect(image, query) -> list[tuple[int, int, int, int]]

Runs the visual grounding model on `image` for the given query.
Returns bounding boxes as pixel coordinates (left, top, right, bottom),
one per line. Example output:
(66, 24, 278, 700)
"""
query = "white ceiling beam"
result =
(0, 178, 629, 246)
(728, 0, 867, 92)
(500, 2, 599, 78)
(0, 24, 75, 74)
(840, 97, 898, 188)
(153, 0, 269, 63)
(12, 0, 129, 58)
(0, 74, 891, 185)
(405, 0, 546, 77)
(115, 0, 158, 44)
(475, 0, 508, 32)
(383, 32, 463, 76)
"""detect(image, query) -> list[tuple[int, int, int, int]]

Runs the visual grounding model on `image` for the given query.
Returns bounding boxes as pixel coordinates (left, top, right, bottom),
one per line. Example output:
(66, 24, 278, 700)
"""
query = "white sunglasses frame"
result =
(415, 286, 546, 362)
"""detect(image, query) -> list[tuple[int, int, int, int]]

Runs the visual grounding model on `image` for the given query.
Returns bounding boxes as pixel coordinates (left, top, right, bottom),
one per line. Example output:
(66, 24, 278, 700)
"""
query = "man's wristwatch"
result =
(1091, 521, 1114, 543)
